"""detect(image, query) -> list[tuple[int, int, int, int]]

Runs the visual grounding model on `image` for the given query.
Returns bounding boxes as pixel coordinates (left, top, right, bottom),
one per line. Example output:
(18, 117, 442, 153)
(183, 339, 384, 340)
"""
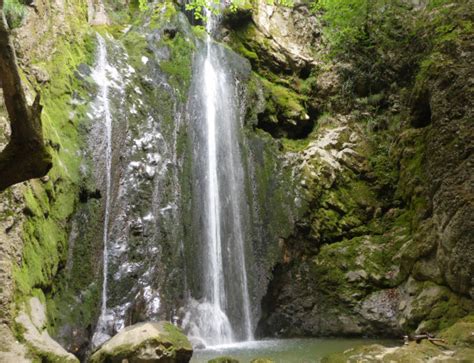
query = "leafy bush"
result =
(4, 0, 27, 29)
(312, 0, 371, 51)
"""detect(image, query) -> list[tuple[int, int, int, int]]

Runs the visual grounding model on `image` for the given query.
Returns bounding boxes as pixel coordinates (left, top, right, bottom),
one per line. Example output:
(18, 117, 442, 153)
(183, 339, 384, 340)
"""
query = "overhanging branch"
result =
(0, 4, 52, 191)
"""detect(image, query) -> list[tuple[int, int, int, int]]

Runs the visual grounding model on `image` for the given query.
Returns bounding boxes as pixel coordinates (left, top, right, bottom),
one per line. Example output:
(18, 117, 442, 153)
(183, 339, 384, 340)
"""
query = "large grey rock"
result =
(250, 0, 322, 71)
(0, 323, 30, 363)
(15, 297, 79, 363)
(90, 321, 193, 363)
(358, 289, 401, 332)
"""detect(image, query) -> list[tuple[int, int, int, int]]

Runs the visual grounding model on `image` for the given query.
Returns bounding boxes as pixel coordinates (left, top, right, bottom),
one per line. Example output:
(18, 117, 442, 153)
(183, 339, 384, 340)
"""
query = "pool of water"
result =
(191, 338, 399, 363)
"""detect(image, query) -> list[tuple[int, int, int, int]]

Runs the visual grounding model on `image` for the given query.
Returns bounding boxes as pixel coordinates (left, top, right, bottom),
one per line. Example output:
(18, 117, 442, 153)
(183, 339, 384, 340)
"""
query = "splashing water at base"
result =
(182, 298, 234, 348)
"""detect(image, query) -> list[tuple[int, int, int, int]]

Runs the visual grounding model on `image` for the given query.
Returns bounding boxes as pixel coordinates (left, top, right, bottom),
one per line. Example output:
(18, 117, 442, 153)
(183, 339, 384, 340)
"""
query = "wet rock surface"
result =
(246, 0, 474, 340)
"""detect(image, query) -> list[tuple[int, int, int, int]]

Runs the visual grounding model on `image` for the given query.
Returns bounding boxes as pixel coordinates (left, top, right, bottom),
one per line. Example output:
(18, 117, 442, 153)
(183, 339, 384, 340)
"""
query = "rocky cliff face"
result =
(222, 0, 473, 338)
(0, 0, 472, 361)
(0, 0, 103, 361)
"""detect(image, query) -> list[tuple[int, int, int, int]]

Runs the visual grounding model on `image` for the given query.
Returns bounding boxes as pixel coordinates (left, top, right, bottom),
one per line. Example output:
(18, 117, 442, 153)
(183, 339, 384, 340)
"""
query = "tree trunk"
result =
(0, 1, 52, 191)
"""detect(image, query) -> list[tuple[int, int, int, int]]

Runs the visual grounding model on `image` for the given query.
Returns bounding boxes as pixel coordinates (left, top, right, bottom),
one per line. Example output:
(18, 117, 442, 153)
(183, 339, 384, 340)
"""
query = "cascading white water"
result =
(182, 7, 254, 347)
(91, 34, 114, 347)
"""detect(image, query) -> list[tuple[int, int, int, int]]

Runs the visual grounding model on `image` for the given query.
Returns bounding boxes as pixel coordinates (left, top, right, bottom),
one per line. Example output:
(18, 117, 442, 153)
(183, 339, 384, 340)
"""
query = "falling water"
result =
(183, 8, 254, 346)
(91, 34, 114, 347)
(201, 9, 234, 344)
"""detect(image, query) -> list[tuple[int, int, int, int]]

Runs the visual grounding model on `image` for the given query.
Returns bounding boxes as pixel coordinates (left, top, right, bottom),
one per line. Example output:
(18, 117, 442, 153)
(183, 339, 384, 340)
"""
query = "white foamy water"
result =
(183, 7, 253, 347)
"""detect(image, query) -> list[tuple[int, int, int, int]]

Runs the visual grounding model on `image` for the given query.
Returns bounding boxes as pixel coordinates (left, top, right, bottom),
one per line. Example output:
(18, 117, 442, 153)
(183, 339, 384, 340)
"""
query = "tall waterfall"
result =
(183, 9, 254, 347)
(91, 34, 114, 347)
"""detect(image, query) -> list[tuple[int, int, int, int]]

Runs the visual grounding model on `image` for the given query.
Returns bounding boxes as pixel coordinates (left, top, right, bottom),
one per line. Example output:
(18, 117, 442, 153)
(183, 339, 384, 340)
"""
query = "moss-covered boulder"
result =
(439, 315, 474, 347)
(89, 322, 193, 363)
(208, 357, 239, 363)
(251, 358, 275, 363)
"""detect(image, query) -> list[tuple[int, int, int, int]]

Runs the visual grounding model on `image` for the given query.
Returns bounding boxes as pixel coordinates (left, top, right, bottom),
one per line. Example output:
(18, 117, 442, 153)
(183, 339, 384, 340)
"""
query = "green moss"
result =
(90, 322, 191, 363)
(9, 2, 98, 353)
(439, 315, 474, 346)
(260, 77, 307, 119)
(24, 343, 78, 363)
(226, 22, 276, 72)
(123, 30, 152, 69)
(208, 357, 240, 363)
(192, 25, 206, 38)
(422, 291, 474, 333)
(159, 34, 195, 101)
(149, 0, 177, 27)
(4, 0, 26, 28)
(368, 137, 399, 201)
(163, 323, 193, 349)
(232, 41, 259, 61)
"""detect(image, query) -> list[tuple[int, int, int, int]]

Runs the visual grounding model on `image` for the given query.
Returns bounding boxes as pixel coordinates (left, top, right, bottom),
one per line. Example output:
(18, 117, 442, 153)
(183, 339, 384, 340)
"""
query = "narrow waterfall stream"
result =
(91, 34, 114, 347)
(183, 9, 254, 347)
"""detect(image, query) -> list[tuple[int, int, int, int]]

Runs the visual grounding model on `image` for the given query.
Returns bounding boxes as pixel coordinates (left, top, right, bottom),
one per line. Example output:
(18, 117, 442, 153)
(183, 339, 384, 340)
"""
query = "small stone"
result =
(31, 65, 50, 83)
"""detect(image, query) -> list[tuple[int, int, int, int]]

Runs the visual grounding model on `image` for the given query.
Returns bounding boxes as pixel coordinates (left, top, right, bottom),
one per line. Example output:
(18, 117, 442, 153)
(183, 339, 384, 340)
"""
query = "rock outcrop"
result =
(15, 297, 79, 363)
(227, 0, 474, 339)
(0, 0, 472, 361)
(90, 322, 193, 363)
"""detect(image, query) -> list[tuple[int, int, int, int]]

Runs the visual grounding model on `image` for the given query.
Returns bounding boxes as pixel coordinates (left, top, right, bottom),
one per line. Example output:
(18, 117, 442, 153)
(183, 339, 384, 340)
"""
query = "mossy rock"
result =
(322, 342, 443, 363)
(208, 357, 239, 363)
(439, 315, 474, 347)
(251, 358, 275, 363)
(89, 322, 193, 363)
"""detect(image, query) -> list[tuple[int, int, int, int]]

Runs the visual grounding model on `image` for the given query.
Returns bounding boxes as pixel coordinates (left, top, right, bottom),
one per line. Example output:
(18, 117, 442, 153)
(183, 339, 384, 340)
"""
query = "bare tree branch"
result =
(0, 3, 52, 191)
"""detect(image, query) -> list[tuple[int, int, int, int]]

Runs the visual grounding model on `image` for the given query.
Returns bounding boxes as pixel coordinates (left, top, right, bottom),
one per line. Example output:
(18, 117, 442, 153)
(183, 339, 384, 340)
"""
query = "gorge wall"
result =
(228, 0, 474, 338)
(0, 0, 472, 361)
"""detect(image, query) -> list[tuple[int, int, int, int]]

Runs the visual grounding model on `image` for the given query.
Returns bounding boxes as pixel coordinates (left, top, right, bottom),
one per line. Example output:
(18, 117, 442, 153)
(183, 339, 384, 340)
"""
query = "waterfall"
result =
(182, 8, 254, 347)
(91, 34, 114, 348)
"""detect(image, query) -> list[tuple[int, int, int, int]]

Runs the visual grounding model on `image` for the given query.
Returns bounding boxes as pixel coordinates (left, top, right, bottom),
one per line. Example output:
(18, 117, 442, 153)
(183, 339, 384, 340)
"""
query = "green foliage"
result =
(192, 25, 206, 38)
(313, 0, 419, 60)
(186, 0, 293, 20)
(159, 34, 195, 101)
(228, 0, 253, 13)
(427, 0, 452, 10)
(4, 0, 27, 29)
(262, 0, 293, 7)
(138, 0, 149, 11)
(208, 356, 240, 363)
(185, 0, 221, 21)
(312, 0, 370, 50)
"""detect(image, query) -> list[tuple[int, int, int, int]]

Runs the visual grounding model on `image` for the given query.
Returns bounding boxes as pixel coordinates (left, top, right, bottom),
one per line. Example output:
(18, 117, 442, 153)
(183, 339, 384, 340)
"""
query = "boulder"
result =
(208, 357, 239, 363)
(15, 297, 79, 363)
(90, 321, 193, 363)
